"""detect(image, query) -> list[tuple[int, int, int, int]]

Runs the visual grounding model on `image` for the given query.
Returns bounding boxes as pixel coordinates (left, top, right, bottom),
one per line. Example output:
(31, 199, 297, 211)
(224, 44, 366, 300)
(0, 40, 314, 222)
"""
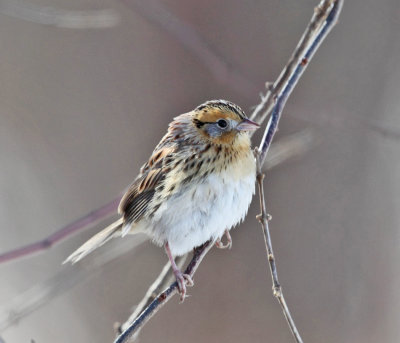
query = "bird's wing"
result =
(118, 145, 176, 224)
(118, 111, 196, 226)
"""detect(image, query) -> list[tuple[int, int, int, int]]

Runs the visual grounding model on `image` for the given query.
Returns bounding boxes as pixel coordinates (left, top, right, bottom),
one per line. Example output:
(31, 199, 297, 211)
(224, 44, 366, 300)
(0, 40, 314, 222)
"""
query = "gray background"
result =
(1, 0, 400, 342)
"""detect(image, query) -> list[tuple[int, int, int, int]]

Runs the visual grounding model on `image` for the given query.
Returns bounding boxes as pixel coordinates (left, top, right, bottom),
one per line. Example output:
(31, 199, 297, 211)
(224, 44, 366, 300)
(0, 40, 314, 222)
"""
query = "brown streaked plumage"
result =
(65, 100, 259, 301)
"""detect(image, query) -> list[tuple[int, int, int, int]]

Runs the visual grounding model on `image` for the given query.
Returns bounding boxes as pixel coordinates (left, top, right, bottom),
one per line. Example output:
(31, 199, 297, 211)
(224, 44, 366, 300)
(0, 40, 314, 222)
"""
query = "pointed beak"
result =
(236, 118, 260, 132)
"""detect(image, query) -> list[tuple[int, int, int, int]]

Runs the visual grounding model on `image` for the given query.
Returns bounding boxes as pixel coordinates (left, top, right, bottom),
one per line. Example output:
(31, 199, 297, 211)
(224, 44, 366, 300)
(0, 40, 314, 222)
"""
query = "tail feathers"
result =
(63, 218, 123, 264)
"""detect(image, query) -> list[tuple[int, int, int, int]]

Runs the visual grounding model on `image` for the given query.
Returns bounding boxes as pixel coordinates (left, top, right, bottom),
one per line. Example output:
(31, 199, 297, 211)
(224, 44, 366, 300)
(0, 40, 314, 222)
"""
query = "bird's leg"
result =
(165, 242, 194, 302)
(215, 229, 232, 249)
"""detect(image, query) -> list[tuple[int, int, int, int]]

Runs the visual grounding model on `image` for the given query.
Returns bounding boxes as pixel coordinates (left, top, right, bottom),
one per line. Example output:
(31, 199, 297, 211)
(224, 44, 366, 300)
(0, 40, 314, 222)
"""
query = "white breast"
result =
(149, 157, 256, 256)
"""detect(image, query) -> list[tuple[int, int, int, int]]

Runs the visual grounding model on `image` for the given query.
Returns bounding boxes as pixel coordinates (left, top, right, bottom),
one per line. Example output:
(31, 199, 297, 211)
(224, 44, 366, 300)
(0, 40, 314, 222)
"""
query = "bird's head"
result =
(192, 100, 259, 145)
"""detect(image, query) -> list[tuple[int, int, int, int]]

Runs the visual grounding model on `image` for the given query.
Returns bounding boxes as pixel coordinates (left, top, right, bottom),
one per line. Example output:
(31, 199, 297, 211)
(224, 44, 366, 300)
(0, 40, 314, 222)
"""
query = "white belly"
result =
(149, 169, 256, 256)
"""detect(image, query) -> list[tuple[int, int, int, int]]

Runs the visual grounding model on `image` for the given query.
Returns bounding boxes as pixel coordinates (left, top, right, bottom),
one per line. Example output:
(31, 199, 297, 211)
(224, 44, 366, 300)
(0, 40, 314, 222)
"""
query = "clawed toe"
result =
(165, 242, 195, 302)
(215, 230, 232, 249)
(182, 273, 194, 287)
(175, 271, 194, 302)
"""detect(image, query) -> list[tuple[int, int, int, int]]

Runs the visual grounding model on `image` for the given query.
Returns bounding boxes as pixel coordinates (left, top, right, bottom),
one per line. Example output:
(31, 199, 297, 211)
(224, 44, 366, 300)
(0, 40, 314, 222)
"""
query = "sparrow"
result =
(65, 100, 260, 300)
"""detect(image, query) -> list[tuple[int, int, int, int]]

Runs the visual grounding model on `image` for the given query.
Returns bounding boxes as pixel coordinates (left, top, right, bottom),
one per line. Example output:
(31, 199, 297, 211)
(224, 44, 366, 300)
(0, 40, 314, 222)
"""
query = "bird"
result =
(64, 99, 260, 300)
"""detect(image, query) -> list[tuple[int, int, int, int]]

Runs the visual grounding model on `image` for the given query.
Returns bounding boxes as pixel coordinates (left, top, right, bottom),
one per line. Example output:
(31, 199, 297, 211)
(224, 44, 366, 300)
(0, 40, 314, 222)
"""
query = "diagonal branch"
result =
(114, 1, 343, 342)
(255, 0, 343, 164)
(114, 241, 213, 343)
(115, 255, 187, 337)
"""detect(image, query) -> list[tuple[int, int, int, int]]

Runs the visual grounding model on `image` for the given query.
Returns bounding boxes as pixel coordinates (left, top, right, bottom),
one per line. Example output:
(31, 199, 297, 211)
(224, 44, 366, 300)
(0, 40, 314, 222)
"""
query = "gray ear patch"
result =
(205, 120, 232, 138)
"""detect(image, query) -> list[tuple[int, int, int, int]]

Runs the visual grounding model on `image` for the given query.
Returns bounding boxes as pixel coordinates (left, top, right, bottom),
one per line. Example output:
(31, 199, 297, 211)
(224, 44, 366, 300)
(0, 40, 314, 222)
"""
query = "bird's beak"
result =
(236, 118, 260, 132)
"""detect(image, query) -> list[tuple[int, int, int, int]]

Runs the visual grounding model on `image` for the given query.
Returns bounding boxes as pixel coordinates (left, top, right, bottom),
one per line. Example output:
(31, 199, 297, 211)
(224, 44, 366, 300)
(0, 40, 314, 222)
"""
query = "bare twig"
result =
(254, 0, 342, 340)
(251, 1, 343, 342)
(115, 255, 188, 337)
(114, 241, 213, 343)
(250, 0, 343, 132)
(255, 148, 303, 343)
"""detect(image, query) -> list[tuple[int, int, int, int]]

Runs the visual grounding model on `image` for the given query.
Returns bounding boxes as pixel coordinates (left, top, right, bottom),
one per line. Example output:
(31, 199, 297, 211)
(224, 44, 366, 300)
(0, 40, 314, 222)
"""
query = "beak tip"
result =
(236, 118, 260, 132)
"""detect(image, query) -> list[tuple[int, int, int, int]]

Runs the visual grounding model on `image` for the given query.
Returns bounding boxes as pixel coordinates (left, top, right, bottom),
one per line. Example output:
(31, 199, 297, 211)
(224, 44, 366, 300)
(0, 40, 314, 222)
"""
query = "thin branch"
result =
(255, 148, 303, 343)
(115, 255, 188, 337)
(252, 1, 343, 342)
(0, 196, 121, 264)
(250, 0, 343, 134)
(114, 241, 213, 343)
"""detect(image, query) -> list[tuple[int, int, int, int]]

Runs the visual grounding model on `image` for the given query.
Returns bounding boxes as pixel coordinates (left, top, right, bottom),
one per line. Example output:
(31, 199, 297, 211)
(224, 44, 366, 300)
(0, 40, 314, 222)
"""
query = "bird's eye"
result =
(217, 119, 228, 128)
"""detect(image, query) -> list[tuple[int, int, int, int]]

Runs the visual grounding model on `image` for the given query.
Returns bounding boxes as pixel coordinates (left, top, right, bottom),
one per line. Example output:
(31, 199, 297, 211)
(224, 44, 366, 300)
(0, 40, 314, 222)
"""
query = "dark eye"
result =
(217, 119, 228, 128)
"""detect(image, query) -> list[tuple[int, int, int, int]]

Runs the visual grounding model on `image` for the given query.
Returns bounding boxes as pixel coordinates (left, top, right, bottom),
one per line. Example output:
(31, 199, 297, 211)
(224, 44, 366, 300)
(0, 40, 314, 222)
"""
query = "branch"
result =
(255, 148, 303, 342)
(114, 241, 213, 343)
(250, 0, 343, 138)
(114, 1, 343, 342)
(252, 1, 343, 342)
(115, 255, 188, 337)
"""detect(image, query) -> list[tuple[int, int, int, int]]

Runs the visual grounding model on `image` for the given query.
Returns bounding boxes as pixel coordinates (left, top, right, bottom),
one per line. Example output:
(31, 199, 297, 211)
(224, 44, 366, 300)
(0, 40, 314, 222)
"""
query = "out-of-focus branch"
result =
(0, 234, 147, 332)
(119, 0, 258, 99)
(0, 0, 120, 28)
(114, 242, 212, 343)
(115, 1, 343, 342)
(0, 196, 121, 264)
(264, 129, 316, 170)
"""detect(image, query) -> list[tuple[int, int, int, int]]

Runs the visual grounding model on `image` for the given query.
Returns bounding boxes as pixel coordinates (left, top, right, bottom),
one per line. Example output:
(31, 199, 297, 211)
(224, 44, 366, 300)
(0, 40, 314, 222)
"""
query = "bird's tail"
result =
(63, 218, 123, 264)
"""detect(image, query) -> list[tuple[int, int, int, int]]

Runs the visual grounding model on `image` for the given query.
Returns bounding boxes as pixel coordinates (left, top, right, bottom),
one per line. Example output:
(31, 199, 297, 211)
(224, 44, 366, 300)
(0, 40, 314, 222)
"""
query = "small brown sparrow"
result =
(65, 100, 259, 300)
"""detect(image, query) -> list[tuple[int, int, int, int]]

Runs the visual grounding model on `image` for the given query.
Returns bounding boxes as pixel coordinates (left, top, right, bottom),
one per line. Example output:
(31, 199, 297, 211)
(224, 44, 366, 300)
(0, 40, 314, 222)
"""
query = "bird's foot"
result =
(215, 230, 232, 249)
(174, 270, 194, 302)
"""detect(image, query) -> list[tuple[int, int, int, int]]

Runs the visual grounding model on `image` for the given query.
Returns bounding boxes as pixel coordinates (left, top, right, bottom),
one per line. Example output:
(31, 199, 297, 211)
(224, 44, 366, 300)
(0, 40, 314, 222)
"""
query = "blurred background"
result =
(1, 0, 400, 342)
